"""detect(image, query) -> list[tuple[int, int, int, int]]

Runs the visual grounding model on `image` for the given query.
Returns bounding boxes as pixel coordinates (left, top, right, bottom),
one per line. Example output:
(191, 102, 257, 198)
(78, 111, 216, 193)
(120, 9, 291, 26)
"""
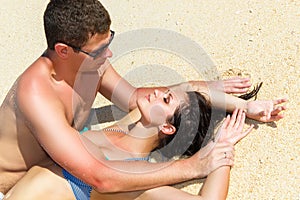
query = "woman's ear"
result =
(160, 123, 176, 135)
(54, 43, 70, 59)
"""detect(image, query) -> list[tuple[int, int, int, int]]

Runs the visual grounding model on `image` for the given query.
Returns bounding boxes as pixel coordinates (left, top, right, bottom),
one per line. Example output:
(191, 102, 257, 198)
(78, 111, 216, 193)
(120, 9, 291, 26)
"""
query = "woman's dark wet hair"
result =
(238, 82, 263, 100)
(155, 91, 215, 159)
(154, 82, 263, 159)
(44, 0, 111, 50)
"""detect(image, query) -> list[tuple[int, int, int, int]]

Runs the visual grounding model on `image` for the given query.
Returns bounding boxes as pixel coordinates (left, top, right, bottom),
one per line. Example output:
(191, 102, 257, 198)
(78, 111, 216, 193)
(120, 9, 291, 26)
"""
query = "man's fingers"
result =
(215, 148, 235, 167)
(230, 82, 251, 88)
(226, 87, 250, 94)
(223, 77, 252, 94)
(217, 158, 235, 167)
(225, 76, 251, 83)
(217, 151, 234, 162)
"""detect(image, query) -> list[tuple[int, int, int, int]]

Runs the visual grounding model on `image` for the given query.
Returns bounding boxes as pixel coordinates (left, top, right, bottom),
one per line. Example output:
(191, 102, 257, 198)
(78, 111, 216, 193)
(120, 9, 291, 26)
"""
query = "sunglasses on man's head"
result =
(61, 30, 114, 60)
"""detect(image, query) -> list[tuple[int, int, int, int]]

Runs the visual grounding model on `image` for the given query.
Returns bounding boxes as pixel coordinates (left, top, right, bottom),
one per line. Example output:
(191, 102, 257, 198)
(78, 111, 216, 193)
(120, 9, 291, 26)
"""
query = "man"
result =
(0, 0, 286, 195)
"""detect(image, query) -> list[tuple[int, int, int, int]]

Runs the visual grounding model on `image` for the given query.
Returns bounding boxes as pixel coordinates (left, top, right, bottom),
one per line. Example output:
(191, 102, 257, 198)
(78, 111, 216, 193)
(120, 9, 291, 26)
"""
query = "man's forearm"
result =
(180, 80, 248, 112)
(90, 158, 200, 193)
(132, 79, 248, 112)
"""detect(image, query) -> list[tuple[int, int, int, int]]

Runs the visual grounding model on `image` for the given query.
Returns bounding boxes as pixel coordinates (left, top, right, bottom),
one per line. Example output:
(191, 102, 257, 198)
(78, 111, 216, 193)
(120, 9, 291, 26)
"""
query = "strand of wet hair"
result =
(238, 82, 263, 100)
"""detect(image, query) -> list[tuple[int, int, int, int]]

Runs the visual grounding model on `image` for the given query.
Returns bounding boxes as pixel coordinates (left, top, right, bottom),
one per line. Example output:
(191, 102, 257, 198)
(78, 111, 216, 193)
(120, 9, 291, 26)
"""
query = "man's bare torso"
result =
(0, 56, 102, 193)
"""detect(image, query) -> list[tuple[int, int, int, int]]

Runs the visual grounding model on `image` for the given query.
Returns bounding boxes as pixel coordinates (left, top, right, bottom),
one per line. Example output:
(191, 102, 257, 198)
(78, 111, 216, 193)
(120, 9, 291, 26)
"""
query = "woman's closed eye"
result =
(162, 89, 174, 104)
(163, 96, 170, 104)
(163, 92, 172, 104)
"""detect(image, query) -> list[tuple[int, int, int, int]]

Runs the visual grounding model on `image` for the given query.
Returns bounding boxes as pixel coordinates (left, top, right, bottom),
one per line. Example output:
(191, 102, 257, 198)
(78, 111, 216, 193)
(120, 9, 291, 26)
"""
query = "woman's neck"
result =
(105, 121, 160, 159)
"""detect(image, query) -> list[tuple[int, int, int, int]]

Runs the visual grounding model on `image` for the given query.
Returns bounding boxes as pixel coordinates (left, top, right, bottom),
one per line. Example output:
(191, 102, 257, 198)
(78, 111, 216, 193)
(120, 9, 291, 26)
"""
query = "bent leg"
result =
(90, 185, 202, 200)
(136, 186, 203, 200)
(4, 166, 74, 200)
(4, 166, 202, 200)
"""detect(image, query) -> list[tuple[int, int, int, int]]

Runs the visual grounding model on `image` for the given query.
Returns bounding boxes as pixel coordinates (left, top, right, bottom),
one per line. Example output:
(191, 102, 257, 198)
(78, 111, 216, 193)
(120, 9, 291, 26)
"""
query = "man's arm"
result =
(99, 62, 252, 111)
(17, 76, 230, 194)
(99, 64, 286, 122)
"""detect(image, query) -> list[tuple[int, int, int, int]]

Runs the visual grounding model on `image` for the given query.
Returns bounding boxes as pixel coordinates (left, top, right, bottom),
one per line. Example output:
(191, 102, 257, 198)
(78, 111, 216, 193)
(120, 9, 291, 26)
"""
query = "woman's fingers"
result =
(219, 108, 253, 144)
(229, 108, 238, 128)
(216, 115, 231, 142)
(215, 142, 235, 158)
(273, 98, 288, 105)
(233, 109, 244, 130)
(234, 124, 254, 143)
(222, 115, 231, 129)
(269, 114, 285, 121)
(238, 111, 246, 132)
(230, 109, 246, 132)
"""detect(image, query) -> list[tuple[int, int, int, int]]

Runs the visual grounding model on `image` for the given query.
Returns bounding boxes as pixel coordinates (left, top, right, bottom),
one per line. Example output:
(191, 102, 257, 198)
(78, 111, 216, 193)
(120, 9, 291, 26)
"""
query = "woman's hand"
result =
(218, 108, 254, 145)
(190, 108, 255, 178)
(246, 98, 287, 122)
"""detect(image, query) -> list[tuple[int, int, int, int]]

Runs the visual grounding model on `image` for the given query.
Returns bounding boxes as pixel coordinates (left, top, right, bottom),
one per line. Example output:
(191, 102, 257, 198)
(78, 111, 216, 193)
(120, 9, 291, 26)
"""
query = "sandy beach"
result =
(1, 0, 299, 199)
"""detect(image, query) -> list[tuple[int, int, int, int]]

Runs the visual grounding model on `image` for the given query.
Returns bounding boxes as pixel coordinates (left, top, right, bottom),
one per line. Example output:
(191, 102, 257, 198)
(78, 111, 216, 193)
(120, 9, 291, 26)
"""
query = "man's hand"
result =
(190, 141, 235, 178)
(246, 98, 287, 122)
(218, 108, 254, 144)
(207, 77, 251, 94)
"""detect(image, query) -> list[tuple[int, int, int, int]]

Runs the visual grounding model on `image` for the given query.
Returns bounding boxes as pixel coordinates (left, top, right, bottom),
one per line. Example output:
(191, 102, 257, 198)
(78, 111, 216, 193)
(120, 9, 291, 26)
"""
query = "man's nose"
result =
(105, 48, 113, 58)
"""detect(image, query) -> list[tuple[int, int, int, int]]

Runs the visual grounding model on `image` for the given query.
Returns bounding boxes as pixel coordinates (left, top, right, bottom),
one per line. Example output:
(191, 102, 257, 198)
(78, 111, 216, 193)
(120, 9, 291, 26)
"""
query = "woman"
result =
(4, 85, 285, 200)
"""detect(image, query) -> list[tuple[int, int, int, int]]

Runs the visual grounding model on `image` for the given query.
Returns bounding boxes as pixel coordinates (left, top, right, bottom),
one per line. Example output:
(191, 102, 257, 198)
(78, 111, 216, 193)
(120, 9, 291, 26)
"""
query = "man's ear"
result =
(160, 123, 176, 135)
(54, 43, 70, 59)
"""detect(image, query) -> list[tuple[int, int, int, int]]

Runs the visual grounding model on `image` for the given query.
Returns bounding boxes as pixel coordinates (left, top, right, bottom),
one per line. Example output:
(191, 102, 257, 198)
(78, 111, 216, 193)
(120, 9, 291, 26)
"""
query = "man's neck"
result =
(44, 49, 78, 87)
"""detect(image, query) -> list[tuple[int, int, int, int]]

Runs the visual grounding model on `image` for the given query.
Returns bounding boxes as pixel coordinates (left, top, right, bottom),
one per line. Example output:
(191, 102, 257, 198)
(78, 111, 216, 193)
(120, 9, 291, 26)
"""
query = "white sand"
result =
(1, 0, 299, 199)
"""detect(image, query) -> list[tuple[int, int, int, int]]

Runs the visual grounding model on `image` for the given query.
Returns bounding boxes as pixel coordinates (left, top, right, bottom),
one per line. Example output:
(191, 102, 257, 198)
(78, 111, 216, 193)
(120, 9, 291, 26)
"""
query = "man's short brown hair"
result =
(44, 0, 111, 50)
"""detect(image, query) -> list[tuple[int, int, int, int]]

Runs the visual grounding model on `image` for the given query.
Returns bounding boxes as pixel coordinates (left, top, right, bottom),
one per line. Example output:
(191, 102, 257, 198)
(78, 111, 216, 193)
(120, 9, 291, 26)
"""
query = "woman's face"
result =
(137, 89, 187, 126)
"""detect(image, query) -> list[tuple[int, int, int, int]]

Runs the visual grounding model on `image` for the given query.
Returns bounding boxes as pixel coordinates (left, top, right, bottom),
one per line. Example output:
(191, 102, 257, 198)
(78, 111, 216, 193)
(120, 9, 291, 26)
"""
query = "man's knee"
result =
(28, 166, 50, 176)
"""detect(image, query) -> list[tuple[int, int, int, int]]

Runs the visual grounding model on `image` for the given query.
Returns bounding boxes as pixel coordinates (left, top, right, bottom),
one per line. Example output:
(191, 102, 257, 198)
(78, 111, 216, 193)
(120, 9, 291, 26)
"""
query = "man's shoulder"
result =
(15, 57, 60, 105)
(20, 57, 53, 86)
(31, 56, 54, 76)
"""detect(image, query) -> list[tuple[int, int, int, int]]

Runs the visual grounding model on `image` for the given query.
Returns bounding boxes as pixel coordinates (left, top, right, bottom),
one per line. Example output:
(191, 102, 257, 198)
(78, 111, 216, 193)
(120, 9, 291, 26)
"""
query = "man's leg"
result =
(4, 166, 74, 200)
